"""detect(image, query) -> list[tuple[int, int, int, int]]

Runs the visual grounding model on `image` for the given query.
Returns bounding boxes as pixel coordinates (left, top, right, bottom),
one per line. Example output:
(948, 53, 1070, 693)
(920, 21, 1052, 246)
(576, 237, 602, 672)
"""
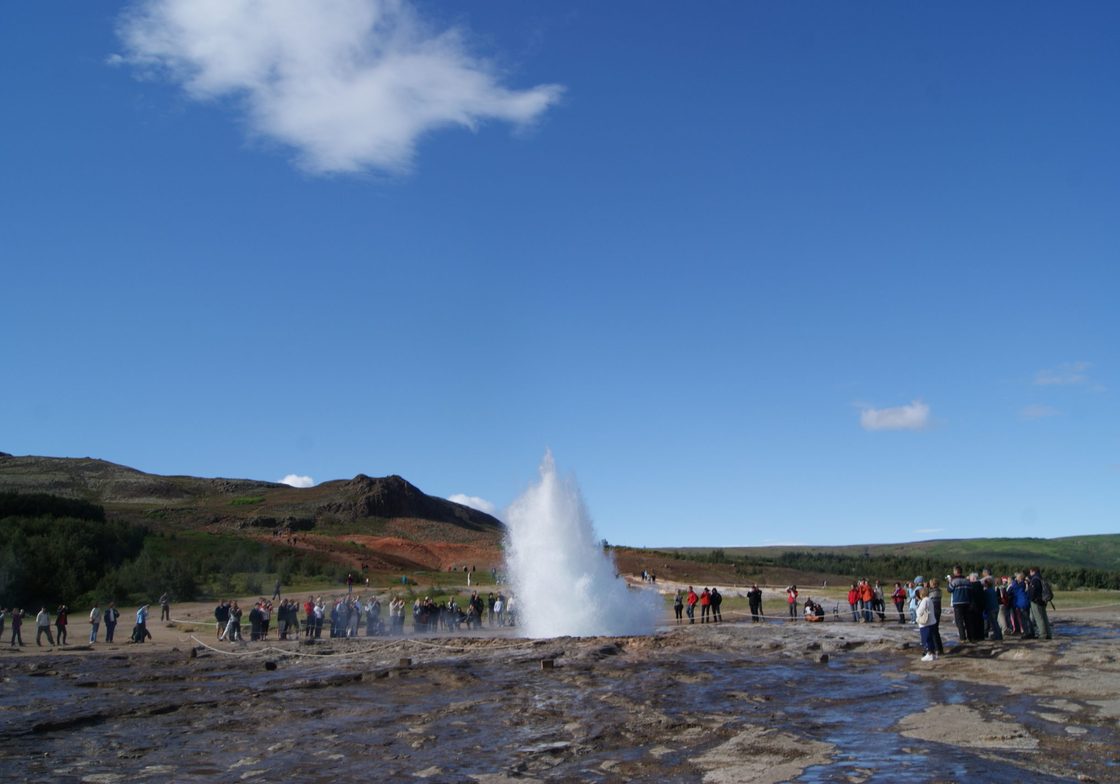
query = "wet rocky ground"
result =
(1, 614, 1118, 783)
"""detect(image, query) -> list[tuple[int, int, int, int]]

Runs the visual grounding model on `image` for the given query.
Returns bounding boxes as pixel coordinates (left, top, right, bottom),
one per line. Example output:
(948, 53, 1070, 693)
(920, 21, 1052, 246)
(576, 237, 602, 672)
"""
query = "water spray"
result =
(505, 452, 660, 637)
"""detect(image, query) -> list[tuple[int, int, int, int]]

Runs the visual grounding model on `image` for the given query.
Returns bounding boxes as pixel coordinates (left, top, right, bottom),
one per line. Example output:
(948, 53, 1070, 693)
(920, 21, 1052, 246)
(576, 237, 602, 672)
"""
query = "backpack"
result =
(1040, 578, 1054, 604)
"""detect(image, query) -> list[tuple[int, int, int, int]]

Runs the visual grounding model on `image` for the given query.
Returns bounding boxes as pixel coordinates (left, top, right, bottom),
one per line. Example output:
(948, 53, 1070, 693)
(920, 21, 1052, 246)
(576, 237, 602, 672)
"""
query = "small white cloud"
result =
(448, 493, 496, 515)
(1019, 404, 1061, 420)
(859, 400, 930, 432)
(115, 0, 563, 174)
(280, 474, 315, 488)
(1034, 361, 1091, 386)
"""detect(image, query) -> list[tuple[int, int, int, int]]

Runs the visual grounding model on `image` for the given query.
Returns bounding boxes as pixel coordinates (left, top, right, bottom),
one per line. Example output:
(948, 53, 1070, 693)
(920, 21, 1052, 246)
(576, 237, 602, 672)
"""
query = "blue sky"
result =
(2, 1, 1117, 547)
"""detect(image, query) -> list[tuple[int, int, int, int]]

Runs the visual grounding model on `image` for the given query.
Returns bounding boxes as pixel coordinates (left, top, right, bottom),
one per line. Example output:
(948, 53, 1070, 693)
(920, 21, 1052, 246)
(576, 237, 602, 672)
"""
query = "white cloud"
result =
(859, 400, 930, 432)
(115, 0, 563, 174)
(280, 474, 315, 488)
(1034, 361, 1091, 386)
(1019, 404, 1060, 420)
(448, 493, 496, 515)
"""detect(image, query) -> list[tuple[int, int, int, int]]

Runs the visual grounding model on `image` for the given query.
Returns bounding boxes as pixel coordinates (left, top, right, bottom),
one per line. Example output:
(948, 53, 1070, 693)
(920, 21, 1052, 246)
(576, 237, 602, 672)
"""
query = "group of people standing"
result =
(846, 579, 887, 622)
(911, 565, 1055, 662)
(674, 586, 723, 623)
(4, 602, 133, 647)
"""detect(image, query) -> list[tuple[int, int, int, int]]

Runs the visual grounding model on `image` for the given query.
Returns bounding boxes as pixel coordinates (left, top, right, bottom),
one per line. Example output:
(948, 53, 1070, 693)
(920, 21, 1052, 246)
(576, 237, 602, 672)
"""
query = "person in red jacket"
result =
(787, 585, 799, 620)
(859, 579, 875, 623)
(892, 582, 907, 624)
(699, 588, 711, 623)
(686, 586, 698, 624)
(847, 584, 860, 622)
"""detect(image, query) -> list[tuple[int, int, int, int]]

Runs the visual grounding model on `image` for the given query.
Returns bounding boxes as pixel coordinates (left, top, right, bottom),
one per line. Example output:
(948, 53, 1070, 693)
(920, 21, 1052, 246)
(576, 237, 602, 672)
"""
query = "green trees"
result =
(0, 493, 145, 609)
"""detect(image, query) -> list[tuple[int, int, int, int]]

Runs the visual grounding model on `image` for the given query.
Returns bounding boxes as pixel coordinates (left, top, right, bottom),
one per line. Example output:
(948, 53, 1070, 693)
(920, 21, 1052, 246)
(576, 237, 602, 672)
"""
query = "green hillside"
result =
(670, 535, 1120, 572)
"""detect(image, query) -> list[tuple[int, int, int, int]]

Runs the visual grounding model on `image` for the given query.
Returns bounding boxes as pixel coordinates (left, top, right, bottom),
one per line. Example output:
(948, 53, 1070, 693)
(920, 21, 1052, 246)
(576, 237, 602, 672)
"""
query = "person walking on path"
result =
(159, 593, 171, 622)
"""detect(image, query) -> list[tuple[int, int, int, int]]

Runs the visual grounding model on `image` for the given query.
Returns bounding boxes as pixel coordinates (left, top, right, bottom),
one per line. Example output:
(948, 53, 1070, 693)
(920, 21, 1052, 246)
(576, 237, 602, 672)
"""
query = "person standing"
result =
(134, 605, 152, 642)
(927, 578, 945, 655)
(710, 587, 723, 623)
(673, 591, 684, 623)
(104, 603, 120, 643)
(873, 581, 886, 622)
(10, 609, 24, 646)
(159, 592, 171, 622)
(947, 567, 972, 642)
(982, 577, 1003, 640)
(248, 602, 263, 641)
(891, 583, 907, 624)
(55, 605, 68, 646)
(916, 587, 938, 661)
(787, 585, 799, 621)
(699, 588, 711, 623)
(1008, 572, 1032, 635)
(222, 601, 242, 642)
(685, 586, 697, 624)
(997, 576, 1013, 636)
(747, 584, 763, 622)
(215, 601, 230, 640)
(272, 578, 282, 601)
(859, 579, 875, 623)
(36, 608, 55, 646)
(847, 583, 860, 622)
(89, 604, 101, 643)
(1028, 566, 1053, 640)
(0, 608, 5, 640)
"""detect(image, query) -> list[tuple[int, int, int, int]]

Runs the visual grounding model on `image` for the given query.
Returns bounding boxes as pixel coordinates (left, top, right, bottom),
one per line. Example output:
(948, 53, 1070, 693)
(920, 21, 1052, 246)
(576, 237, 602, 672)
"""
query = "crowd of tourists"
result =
(1, 563, 1057, 659)
(208, 590, 519, 642)
(909, 565, 1055, 661)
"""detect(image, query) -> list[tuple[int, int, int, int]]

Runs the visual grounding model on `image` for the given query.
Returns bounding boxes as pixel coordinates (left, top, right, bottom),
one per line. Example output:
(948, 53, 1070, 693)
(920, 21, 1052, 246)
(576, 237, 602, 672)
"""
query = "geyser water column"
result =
(505, 452, 660, 638)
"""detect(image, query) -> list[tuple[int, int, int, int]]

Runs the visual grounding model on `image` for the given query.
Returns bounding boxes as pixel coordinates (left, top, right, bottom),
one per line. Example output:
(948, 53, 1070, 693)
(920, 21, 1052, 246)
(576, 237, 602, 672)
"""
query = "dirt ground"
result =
(0, 596, 1117, 783)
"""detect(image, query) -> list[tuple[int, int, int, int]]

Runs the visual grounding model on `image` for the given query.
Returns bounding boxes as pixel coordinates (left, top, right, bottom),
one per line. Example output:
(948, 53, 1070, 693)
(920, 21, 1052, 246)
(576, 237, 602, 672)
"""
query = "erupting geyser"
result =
(505, 452, 660, 638)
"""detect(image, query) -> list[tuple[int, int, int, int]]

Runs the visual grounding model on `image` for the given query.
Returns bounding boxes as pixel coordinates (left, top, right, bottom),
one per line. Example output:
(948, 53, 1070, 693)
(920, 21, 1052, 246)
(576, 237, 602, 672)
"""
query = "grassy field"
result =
(669, 534, 1120, 572)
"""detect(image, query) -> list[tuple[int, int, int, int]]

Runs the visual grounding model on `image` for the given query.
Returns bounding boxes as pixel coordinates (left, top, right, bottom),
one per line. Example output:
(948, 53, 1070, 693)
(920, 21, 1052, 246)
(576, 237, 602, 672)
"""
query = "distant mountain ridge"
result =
(0, 453, 504, 540)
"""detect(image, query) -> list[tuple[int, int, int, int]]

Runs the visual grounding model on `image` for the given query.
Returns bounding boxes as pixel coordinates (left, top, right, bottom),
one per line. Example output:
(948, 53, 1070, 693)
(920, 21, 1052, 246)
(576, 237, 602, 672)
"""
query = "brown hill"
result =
(0, 453, 505, 572)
